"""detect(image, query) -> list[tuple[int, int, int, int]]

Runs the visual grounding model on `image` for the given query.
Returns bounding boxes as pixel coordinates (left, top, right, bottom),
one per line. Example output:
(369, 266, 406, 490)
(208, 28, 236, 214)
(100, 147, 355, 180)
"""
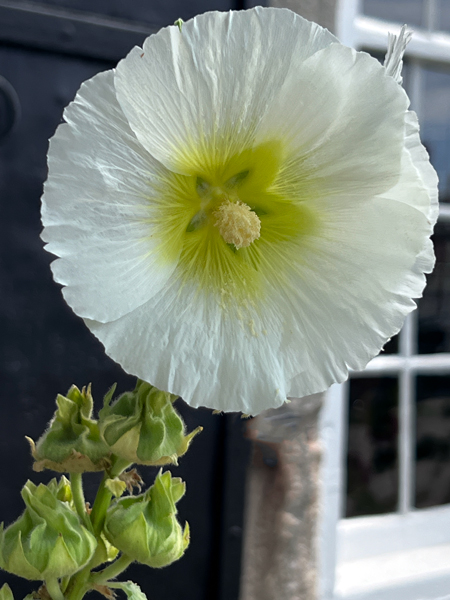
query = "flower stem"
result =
(89, 475, 112, 536)
(65, 565, 90, 600)
(90, 457, 131, 536)
(110, 457, 133, 478)
(61, 576, 70, 593)
(66, 457, 133, 600)
(90, 554, 133, 585)
(45, 578, 65, 600)
(70, 473, 93, 532)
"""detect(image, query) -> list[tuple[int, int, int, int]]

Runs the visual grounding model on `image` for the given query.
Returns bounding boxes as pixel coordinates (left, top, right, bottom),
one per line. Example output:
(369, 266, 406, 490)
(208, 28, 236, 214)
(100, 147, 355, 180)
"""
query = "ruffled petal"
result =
(114, 7, 337, 174)
(41, 70, 181, 323)
(402, 110, 439, 222)
(256, 43, 409, 200)
(86, 279, 289, 414)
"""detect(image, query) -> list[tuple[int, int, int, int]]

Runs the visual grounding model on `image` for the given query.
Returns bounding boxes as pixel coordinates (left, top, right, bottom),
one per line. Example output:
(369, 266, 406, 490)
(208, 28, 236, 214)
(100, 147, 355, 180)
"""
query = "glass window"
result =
(436, 0, 450, 33)
(420, 65, 450, 203)
(346, 377, 399, 517)
(362, 0, 424, 28)
(382, 334, 399, 354)
(415, 375, 450, 508)
(418, 221, 450, 354)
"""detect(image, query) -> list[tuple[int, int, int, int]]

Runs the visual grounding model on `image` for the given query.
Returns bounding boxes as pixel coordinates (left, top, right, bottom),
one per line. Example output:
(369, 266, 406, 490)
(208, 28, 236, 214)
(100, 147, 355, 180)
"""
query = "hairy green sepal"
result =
(98, 381, 201, 466)
(0, 480, 97, 580)
(104, 471, 189, 568)
(27, 385, 111, 473)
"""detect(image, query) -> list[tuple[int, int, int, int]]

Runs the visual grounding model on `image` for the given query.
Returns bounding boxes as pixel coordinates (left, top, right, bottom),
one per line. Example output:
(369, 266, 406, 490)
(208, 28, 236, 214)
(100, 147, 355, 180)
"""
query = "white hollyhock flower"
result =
(41, 8, 438, 414)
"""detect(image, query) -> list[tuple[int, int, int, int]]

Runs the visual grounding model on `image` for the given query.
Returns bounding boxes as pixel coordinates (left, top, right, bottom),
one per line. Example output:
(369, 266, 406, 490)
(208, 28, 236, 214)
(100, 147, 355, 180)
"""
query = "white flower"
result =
(41, 8, 438, 414)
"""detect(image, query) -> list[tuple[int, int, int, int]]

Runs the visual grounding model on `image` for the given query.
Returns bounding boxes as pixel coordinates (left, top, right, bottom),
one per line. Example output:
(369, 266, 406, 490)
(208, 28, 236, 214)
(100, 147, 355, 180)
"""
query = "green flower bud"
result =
(27, 385, 110, 473)
(0, 584, 13, 600)
(0, 480, 97, 580)
(47, 475, 73, 505)
(104, 471, 189, 568)
(99, 381, 201, 466)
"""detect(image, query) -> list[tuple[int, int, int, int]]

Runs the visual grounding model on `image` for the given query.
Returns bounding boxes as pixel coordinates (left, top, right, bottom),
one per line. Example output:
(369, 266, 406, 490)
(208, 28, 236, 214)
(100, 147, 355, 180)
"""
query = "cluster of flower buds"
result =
(0, 381, 199, 590)
(27, 381, 201, 473)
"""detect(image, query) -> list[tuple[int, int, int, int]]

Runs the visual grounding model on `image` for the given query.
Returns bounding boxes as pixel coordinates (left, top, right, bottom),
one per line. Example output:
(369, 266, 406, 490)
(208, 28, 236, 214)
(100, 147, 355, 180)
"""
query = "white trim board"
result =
(335, 545, 450, 600)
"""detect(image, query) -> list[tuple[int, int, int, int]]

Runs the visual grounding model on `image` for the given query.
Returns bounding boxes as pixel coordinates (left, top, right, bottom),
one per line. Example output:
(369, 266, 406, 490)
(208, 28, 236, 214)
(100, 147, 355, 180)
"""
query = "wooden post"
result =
(240, 394, 324, 600)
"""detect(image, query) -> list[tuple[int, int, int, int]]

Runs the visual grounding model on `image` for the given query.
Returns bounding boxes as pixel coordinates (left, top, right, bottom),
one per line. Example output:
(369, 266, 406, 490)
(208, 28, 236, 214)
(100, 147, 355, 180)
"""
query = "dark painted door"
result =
(0, 2, 252, 599)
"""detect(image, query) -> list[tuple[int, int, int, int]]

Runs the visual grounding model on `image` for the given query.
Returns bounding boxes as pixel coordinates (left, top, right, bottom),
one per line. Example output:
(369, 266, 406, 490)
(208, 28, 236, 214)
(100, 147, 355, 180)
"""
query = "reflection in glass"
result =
(418, 222, 450, 353)
(436, 0, 450, 33)
(346, 378, 398, 517)
(363, 0, 424, 28)
(420, 65, 450, 202)
(415, 376, 450, 508)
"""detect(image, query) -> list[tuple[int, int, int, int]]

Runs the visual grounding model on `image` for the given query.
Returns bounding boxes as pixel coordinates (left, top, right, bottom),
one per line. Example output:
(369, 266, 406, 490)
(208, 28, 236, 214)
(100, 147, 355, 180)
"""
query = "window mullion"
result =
(398, 367, 415, 513)
(398, 311, 415, 514)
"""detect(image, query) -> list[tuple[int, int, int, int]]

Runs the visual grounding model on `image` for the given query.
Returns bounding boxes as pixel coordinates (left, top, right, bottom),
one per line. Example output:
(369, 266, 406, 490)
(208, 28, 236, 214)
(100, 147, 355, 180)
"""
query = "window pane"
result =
(436, 0, 450, 33)
(418, 222, 450, 353)
(362, 0, 424, 28)
(415, 376, 450, 508)
(346, 377, 399, 518)
(382, 334, 399, 354)
(420, 65, 450, 202)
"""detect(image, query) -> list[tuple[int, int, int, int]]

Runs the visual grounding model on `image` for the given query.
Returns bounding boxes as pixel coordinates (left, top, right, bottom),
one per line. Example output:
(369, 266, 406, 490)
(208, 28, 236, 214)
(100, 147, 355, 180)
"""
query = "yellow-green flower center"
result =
(147, 140, 320, 314)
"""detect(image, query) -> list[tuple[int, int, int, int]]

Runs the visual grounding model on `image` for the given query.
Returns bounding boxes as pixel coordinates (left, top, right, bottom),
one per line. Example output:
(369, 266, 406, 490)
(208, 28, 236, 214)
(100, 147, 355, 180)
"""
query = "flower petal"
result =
(41, 70, 181, 323)
(257, 43, 409, 200)
(86, 279, 290, 414)
(402, 110, 439, 222)
(114, 7, 338, 174)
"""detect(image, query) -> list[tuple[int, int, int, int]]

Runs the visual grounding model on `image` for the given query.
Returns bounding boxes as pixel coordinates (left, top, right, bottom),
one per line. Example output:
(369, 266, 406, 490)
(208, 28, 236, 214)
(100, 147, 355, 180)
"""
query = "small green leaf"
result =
(108, 582, 147, 600)
(105, 478, 127, 498)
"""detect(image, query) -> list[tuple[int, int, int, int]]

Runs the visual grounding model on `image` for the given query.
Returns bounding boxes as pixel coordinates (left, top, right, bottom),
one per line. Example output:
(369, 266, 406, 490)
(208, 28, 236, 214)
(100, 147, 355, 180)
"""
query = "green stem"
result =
(60, 576, 70, 593)
(90, 475, 112, 536)
(70, 473, 93, 532)
(110, 457, 133, 478)
(90, 457, 131, 536)
(64, 543, 105, 600)
(64, 565, 90, 600)
(45, 578, 65, 600)
(66, 457, 133, 600)
(90, 555, 133, 585)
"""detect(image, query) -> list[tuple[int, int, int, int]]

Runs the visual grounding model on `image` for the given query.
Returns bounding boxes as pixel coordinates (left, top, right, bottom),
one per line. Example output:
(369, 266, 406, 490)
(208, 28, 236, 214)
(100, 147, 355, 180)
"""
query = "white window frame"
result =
(319, 2, 450, 599)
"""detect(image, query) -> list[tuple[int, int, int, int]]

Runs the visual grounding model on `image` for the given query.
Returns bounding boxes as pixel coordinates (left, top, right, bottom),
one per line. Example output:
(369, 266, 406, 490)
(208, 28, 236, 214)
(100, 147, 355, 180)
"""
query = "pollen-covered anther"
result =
(213, 201, 261, 249)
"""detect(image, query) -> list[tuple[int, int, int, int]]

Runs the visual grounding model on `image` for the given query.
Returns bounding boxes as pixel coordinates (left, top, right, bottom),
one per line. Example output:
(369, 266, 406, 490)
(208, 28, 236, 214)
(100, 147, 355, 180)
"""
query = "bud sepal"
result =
(27, 385, 111, 473)
(99, 381, 201, 466)
(104, 471, 189, 568)
(0, 480, 97, 580)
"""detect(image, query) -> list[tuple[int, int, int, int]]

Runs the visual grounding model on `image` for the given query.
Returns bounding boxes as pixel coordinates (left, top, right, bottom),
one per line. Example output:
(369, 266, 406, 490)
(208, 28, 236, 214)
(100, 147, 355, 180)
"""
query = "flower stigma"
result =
(213, 200, 261, 249)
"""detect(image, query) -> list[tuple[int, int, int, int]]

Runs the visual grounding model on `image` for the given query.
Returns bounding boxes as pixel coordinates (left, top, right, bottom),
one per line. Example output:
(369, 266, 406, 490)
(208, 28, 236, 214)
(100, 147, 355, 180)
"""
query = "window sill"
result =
(335, 542, 450, 600)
